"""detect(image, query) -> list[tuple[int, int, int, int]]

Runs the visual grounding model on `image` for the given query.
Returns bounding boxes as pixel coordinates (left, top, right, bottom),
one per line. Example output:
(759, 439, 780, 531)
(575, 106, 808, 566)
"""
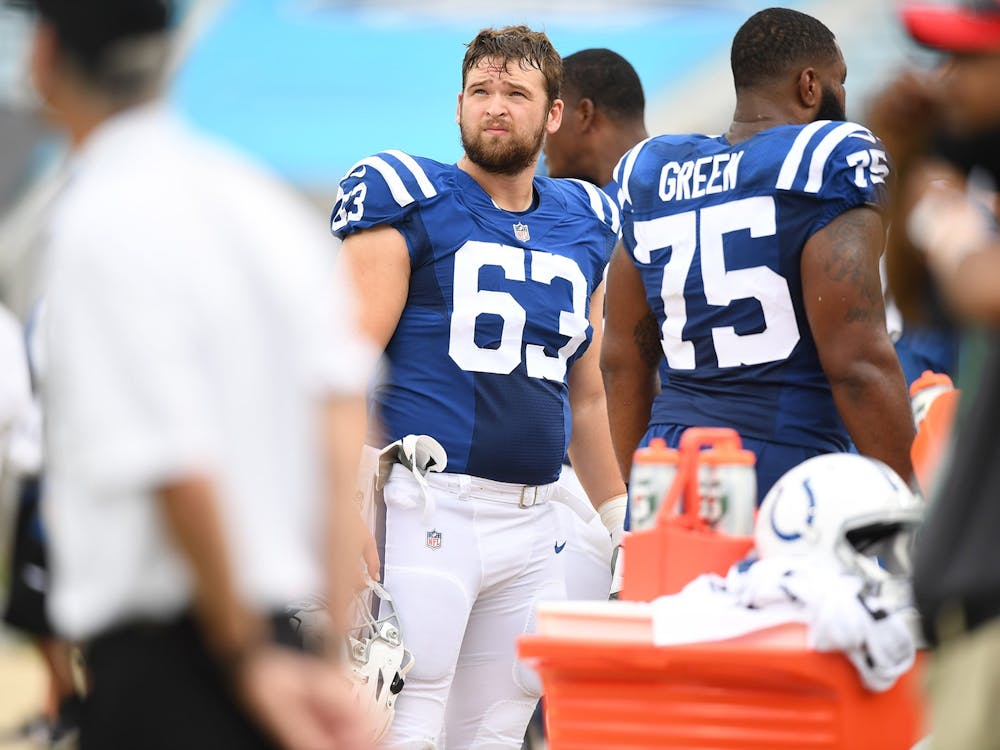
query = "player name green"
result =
(658, 151, 744, 203)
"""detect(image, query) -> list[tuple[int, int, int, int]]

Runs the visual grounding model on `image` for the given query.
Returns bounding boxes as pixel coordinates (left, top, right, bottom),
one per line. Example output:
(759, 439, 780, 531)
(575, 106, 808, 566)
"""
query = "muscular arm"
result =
(336, 223, 410, 453)
(567, 281, 628, 509)
(336, 225, 411, 350)
(600, 243, 660, 482)
(802, 207, 915, 480)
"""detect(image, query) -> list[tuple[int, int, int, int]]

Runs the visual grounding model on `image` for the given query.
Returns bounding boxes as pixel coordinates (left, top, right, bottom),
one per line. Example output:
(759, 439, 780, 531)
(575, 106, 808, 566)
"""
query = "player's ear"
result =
(797, 67, 820, 110)
(578, 97, 596, 132)
(455, 93, 463, 126)
(546, 97, 564, 134)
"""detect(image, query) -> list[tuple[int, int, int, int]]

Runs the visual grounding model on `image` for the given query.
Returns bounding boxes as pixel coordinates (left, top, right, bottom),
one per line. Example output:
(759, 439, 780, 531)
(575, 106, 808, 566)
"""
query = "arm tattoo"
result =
(821, 211, 882, 325)
(633, 312, 663, 368)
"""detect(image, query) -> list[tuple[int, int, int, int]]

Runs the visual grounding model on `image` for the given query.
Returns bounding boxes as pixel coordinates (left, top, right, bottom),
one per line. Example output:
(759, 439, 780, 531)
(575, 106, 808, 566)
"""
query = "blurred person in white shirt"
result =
(22, 0, 378, 748)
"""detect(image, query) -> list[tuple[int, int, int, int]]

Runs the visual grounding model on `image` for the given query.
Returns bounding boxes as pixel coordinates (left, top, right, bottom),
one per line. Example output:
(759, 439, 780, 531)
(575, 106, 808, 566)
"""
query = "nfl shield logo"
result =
(513, 222, 530, 242)
(425, 529, 442, 550)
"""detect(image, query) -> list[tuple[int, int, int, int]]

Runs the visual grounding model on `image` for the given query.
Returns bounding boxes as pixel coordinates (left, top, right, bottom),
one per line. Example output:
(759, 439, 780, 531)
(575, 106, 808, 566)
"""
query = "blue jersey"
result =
(331, 152, 619, 485)
(614, 121, 890, 451)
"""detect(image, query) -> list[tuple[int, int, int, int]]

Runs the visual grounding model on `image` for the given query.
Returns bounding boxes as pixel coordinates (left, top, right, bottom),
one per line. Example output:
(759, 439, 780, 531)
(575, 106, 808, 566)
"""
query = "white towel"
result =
(650, 556, 916, 692)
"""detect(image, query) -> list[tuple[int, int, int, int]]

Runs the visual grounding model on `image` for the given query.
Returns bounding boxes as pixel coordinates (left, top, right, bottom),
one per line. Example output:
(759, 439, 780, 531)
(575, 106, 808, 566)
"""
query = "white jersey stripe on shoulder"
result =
(605, 189, 621, 234)
(343, 156, 369, 181)
(618, 136, 655, 207)
(612, 152, 628, 190)
(804, 123, 876, 193)
(383, 149, 437, 199)
(354, 156, 415, 207)
(568, 179, 622, 235)
(572, 179, 606, 220)
(775, 120, 828, 190)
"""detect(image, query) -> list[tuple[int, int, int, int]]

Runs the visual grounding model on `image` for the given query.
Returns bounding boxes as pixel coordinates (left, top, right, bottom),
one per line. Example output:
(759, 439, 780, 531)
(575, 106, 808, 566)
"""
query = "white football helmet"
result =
(285, 577, 414, 742)
(754, 454, 924, 610)
(346, 576, 415, 742)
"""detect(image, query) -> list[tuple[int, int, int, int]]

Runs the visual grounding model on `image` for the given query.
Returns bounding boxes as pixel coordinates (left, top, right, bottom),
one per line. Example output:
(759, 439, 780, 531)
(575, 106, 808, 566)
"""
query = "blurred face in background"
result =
(937, 51, 1000, 135)
(542, 85, 587, 180)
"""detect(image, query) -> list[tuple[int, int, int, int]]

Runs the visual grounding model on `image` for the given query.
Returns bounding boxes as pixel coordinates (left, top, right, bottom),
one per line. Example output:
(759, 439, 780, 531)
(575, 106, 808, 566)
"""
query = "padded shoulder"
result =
(773, 120, 890, 208)
(330, 150, 447, 237)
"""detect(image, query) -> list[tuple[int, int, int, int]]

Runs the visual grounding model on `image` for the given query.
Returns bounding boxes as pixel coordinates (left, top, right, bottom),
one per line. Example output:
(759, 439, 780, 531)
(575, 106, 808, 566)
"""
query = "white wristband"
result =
(598, 494, 628, 548)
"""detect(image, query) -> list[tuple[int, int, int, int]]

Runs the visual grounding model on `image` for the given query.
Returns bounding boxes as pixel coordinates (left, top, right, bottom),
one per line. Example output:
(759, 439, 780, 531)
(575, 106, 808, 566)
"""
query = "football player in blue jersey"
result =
(543, 47, 648, 193)
(331, 26, 626, 749)
(602, 7, 915, 503)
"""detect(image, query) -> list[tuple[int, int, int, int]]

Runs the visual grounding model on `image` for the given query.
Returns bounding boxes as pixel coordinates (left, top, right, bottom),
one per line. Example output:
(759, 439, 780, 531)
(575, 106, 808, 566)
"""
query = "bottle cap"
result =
(909, 370, 954, 397)
(633, 438, 680, 464)
(699, 445, 756, 466)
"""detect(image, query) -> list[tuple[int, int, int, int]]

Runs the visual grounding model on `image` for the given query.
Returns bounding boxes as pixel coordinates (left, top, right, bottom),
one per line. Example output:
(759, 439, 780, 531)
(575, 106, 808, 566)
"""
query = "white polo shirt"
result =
(42, 104, 375, 640)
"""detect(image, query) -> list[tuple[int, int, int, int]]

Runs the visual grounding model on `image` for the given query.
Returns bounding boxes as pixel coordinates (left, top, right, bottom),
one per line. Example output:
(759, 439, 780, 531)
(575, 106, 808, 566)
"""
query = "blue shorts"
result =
(895, 327, 959, 386)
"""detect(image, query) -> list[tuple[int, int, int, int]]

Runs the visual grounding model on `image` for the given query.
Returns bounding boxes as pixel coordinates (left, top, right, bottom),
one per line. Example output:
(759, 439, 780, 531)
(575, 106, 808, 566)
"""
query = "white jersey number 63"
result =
(448, 241, 589, 382)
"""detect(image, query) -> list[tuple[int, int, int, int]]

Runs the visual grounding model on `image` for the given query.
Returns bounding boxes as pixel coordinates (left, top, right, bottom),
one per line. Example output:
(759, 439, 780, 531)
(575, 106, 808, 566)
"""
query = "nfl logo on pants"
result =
(426, 529, 442, 550)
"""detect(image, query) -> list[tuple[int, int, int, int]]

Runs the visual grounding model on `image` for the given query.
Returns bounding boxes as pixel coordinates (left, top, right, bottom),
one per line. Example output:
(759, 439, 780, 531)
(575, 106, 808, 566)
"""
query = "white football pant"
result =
(379, 464, 566, 750)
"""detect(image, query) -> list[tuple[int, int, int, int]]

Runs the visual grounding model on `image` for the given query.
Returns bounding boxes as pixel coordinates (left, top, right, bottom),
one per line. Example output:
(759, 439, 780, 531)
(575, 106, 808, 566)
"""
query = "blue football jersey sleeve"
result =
(330, 150, 439, 244)
(330, 153, 619, 485)
(772, 120, 890, 235)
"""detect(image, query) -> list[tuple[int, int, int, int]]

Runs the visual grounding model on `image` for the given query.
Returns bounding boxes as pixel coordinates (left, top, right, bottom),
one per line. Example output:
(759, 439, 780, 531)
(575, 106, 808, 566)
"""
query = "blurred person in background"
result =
(1, 10, 79, 746)
(1, 300, 81, 750)
(24, 0, 377, 748)
(539, 46, 650, 608)
(602, 7, 915, 502)
(543, 47, 648, 192)
(332, 25, 626, 749)
(527, 50, 648, 746)
(870, 2, 1000, 747)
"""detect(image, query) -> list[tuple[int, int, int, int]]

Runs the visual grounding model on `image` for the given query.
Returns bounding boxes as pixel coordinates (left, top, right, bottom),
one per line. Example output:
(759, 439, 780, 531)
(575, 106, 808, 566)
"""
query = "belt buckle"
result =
(518, 486, 539, 509)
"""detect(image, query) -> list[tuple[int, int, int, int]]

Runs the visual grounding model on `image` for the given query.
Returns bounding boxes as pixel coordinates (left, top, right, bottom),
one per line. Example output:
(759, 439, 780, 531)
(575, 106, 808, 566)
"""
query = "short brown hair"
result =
(462, 25, 562, 105)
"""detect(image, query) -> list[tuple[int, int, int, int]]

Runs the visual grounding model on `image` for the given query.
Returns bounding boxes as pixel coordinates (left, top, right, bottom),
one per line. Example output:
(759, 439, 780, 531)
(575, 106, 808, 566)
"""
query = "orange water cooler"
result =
(519, 427, 928, 749)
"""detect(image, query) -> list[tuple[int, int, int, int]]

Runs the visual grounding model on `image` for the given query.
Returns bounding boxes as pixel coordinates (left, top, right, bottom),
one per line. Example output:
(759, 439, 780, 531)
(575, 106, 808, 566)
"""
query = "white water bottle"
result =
(697, 443, 757, 536)
(628, 438, 680, 530)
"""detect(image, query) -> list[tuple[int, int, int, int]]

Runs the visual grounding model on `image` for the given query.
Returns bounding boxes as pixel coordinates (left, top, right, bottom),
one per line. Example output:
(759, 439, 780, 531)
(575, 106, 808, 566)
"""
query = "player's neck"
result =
(727, 93, 807, 144)
(599, 124, 649, 184)
(457, 156, 537, 212)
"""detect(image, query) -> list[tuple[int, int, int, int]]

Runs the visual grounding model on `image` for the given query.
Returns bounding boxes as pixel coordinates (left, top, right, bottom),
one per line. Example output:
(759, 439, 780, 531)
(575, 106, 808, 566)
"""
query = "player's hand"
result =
(233, 645, 374, 750)
(866, 69, 942, 162)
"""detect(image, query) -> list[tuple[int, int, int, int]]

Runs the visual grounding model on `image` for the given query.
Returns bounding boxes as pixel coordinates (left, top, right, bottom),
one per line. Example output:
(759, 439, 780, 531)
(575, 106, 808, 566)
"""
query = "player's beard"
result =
(461, 115, 547, 176)
(815, 82, 847, 123)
